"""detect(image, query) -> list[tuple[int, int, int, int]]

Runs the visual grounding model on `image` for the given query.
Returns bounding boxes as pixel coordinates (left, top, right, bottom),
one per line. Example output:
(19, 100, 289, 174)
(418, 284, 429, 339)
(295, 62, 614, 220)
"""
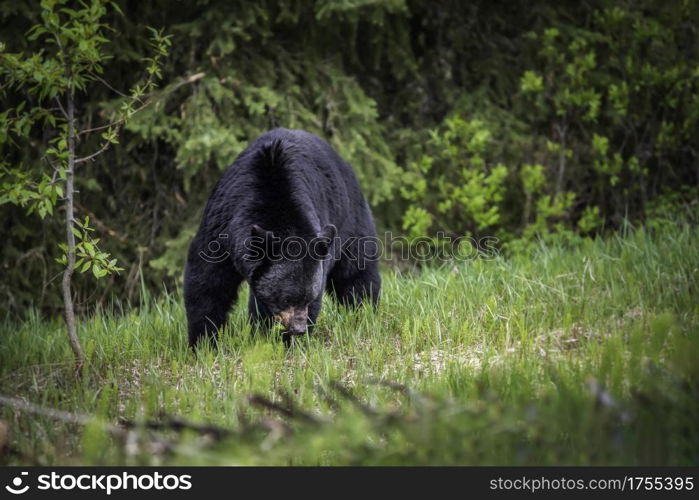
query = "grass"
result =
(1, 221, 698, 465)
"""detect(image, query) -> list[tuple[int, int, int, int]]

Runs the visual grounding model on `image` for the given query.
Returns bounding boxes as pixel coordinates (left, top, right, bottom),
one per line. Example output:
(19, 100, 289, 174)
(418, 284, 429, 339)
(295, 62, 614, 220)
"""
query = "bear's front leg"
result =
(184, 242, 242, 348)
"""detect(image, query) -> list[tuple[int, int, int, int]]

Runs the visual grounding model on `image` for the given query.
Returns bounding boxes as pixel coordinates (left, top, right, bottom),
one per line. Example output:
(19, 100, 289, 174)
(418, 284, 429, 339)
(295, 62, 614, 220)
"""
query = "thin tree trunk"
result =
(62, 92, 85, 374)
(521, 193, 532, 231)
(554, 122, 567, 197)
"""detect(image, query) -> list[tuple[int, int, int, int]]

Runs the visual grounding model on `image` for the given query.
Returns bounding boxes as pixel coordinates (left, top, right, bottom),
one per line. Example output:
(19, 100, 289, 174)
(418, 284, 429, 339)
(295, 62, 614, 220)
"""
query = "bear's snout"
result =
(275, 306, 308, 335)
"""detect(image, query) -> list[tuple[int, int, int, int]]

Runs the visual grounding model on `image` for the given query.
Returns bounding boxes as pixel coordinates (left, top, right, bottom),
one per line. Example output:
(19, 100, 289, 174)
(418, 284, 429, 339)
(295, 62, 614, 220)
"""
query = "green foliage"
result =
(577, 205, 603, 234)
(5, 3, 104, 96)
(398, 0, 697, 254)
(55, 216, 123, 278)
(0, 165, 63, 218)
(1, 0, 697, 465)
(520, 163, 545, 197)
(1, 0, 169, 313)
(644, 186, 699, 230)
(1, 0, 698, 314)
(401, 116, 509, 237)
(517, 0, 699, 233)
(1, 1, 118, 288)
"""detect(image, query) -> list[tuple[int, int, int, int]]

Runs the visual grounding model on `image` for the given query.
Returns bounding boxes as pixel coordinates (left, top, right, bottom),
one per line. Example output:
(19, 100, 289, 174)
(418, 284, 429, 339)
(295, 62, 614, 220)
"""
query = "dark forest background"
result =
(2, 0, 697, 317)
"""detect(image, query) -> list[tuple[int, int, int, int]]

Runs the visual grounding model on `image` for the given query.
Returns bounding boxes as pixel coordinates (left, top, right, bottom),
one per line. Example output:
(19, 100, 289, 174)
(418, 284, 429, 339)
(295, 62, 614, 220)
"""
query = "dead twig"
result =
(0, 395, 234, 442)
(78, 72, 206, 137)
(0, 394, 125, 438)
(74, 140, 113, 164)
(118, 415, 233, 440)
(329, 382, 379, 416)
(276, 390, 324, 424)
(248, 394, 295, 419)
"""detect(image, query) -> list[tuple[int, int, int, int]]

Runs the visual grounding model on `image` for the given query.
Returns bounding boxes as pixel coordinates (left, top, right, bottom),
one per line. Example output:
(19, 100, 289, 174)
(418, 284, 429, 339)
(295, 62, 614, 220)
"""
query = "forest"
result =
(0, 0, 697, 466)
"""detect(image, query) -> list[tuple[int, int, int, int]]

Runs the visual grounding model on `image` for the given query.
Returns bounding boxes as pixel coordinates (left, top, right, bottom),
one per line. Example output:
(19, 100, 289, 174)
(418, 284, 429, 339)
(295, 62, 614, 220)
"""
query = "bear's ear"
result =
(314, 224, 337, 258)
(318, 224, 337, 241)
(251, 224, 273, 240)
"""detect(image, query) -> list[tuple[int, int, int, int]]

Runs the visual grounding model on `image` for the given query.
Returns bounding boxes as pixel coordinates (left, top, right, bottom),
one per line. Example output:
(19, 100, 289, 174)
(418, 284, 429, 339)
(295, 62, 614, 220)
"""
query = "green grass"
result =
(1, 222, 698, 465)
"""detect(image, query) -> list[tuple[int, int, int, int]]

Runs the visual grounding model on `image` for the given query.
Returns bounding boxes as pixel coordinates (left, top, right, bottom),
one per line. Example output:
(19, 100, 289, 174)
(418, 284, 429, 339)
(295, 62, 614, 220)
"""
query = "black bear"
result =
(184, 128, 381, 347)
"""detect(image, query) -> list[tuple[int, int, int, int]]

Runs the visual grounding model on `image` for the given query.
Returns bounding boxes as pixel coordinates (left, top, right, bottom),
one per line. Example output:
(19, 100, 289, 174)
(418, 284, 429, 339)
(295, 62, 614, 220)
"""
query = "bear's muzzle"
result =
(274, 306, 309, 335)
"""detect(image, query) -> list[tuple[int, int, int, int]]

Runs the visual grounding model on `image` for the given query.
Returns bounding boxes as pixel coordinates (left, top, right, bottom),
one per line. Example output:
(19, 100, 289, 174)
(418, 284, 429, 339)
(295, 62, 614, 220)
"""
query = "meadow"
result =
(1, 221, 697, 465)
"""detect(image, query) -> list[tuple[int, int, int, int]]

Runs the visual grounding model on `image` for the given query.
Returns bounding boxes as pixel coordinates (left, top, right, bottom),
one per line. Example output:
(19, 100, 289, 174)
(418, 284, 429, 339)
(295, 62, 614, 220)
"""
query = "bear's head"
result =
(246, 223, 336, 335)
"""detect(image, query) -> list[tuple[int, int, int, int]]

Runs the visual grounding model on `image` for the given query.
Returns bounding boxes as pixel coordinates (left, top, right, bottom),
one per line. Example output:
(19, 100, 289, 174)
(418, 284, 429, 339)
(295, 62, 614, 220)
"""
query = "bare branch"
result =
(54, 97, 68, 121)
(62, 91, 85, 374)
(90, 72, 133, 100)
(0, 395, 234, 441)
(276, 390, 324, 424)
(78, 119, 123, 137)
(118, 415, 233, 440)
(0, 394, 125, 438)
(170, 71, 206, 90)
(77, 72, 206, 137)
(330, 382, 379, 416)
(248, 395, 296, 419)
(75, 140, 112, 164)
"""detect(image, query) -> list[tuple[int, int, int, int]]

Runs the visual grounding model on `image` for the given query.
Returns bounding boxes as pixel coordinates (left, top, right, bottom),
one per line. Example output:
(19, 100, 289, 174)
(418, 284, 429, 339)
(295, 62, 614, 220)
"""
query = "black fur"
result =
(184, 128, 381, 347)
